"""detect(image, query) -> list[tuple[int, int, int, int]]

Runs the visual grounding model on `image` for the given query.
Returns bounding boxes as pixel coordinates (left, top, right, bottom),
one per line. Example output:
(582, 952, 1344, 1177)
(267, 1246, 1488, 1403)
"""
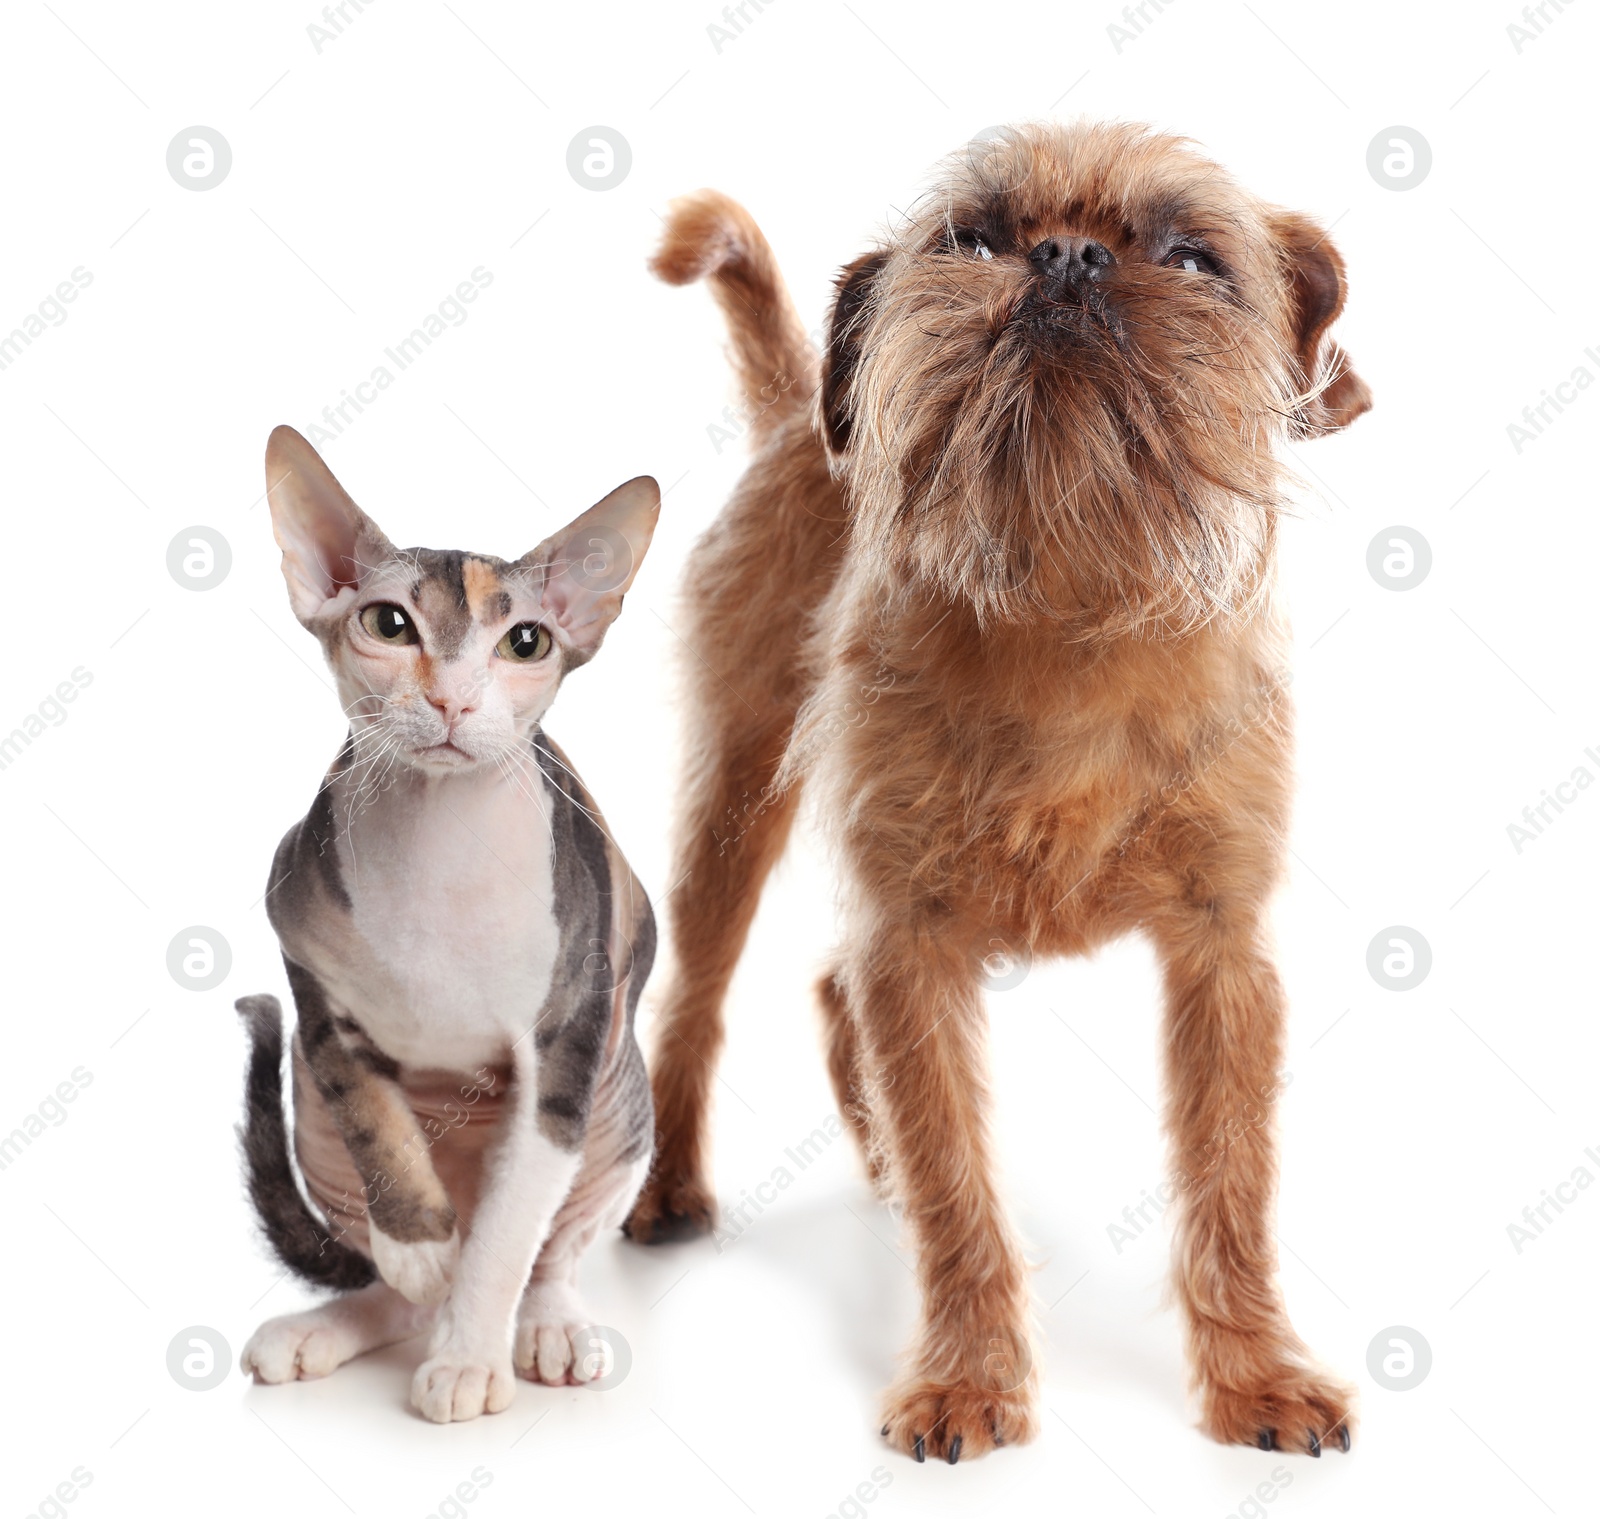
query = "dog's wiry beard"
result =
(844, 249, 1296, 639)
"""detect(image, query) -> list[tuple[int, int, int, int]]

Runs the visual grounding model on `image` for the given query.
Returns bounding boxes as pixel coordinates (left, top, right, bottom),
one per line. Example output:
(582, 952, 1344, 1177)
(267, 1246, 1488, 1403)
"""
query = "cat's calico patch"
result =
(235, 425, 659, 1422)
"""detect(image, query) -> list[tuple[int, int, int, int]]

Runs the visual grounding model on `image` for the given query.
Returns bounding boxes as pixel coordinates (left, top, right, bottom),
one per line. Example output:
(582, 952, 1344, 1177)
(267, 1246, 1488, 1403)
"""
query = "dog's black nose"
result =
(1029, 237, 1114, 298)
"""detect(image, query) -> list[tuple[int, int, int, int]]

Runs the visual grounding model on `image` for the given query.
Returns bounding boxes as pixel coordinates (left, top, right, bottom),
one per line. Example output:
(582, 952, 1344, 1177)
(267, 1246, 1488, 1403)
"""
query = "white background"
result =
(1, 2, 1596, 1516)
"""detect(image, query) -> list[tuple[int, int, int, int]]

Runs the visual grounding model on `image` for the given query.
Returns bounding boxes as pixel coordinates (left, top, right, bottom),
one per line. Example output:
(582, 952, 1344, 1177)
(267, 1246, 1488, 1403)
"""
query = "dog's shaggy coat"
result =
(625, 123, 1371, 1464)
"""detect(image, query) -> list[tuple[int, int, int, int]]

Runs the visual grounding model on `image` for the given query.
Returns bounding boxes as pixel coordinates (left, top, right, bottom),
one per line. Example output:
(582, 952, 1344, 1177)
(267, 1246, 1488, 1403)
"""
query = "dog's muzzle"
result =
(1029, 236, 1115, 303)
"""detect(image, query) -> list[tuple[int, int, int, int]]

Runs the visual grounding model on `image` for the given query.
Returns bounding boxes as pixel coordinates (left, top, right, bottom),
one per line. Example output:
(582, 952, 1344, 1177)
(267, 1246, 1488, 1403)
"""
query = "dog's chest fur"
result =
(806, 589, 1291, 942)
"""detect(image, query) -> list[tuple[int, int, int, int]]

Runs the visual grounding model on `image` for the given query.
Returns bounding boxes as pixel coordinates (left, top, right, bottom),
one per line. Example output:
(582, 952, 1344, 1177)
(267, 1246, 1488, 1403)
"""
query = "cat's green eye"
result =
(360, 603, 419, 645)
(497, 622, 553, 662)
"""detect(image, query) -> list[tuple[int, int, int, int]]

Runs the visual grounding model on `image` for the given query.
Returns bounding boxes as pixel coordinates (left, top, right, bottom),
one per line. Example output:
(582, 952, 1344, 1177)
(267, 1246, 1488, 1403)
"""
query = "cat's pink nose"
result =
(427, 692, 476, 729)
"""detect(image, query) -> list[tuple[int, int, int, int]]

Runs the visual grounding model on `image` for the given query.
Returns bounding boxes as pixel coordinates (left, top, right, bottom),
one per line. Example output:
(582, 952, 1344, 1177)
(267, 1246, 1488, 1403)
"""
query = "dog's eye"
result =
(1163, 247, 1218, 275)
(952, 228, 994, 261)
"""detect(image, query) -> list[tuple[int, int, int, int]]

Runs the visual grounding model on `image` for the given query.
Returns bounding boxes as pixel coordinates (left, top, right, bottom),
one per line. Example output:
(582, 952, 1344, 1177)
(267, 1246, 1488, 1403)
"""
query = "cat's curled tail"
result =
(235, 994, 376, 1290)
(650, 190, 817, 446)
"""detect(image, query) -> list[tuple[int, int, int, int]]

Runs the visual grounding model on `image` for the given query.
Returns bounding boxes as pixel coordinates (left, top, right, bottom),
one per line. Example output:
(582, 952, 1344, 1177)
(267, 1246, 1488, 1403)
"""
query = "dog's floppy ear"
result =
(820, 248, 890, 455)
(1270, 211, 1372, 439)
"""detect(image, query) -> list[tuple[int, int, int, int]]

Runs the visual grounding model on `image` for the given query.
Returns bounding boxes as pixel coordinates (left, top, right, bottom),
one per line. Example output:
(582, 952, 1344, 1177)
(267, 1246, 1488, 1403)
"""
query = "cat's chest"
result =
(334, 783, 561, 1063)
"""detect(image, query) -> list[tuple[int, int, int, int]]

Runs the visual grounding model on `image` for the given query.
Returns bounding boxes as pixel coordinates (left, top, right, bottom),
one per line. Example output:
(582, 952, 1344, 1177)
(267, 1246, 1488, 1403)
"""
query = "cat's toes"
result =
(241, 1315, 352, 1383)
(514, 1314, 615, 1386)
(411, 1351, 516, 1423)
(369, 1224, 459, 1306)
(514, 1319, 583, 1385)
(513, 1284, 608, 1385)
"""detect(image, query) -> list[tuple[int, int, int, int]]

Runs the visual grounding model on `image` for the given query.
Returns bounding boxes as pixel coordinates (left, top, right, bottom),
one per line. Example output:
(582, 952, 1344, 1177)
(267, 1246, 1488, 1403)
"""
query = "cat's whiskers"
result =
(493, 746, 555, 831)
(520, 738, 613, 836)
(341, 719, 405, 876)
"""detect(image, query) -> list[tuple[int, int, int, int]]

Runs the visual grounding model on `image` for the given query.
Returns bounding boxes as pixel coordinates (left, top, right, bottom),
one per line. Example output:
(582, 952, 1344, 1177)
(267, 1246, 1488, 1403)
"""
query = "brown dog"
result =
(625, 122, 1371, 1464)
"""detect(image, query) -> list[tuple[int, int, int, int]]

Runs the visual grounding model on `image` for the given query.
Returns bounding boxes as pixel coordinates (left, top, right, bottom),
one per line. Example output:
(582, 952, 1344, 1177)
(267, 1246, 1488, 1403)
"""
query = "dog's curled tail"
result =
(651, 190, 816, 443)
(235, 993, 376, 1291)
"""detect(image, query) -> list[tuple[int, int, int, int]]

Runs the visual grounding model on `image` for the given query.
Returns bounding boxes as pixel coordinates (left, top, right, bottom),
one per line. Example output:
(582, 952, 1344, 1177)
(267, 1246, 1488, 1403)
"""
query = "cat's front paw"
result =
(369, 1222, 460, 1306)
(242, 1312, 352, 1383)
(513, 1284, 606, 1386)
(411, 1347, 517, 1423)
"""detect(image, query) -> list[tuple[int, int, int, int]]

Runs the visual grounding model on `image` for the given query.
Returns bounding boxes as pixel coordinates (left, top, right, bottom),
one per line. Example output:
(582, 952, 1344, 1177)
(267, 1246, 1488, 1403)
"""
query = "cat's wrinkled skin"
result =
(235, 425, 658, 1421)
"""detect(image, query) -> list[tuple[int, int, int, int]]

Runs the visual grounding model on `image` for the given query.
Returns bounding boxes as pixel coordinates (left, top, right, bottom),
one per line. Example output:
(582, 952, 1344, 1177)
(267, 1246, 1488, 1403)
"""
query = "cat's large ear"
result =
(521, 476, 659, 659)
(264, 425, 392, 624)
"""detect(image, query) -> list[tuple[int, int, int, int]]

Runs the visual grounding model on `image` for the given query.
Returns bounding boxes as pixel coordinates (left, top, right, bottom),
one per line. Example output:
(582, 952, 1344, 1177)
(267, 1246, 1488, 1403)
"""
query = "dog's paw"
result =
(411, 1349, 517, 1423)
(241, 1312, 356, 1383)
(622, 1168, 714, 1244)
(1201, 1367, 1355, 1456)
(369, 1223, 459, 1306)
(879, 1375, 1039, 1464)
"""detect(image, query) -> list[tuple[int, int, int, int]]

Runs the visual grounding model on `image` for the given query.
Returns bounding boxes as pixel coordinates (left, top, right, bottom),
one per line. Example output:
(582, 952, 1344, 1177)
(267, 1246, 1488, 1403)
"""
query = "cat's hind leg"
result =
(242, 1281, 434, 1383)
(284, 962, 462, 1305)
(515, 1151, 649, 1385)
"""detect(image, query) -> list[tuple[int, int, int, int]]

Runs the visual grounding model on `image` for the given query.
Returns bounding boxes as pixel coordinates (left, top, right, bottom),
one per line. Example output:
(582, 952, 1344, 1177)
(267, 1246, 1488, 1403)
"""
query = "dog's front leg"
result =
(843, 922, 1038, 1463)
(411, 1038, 582, 1423)
(1154, 912, 1355, 1456)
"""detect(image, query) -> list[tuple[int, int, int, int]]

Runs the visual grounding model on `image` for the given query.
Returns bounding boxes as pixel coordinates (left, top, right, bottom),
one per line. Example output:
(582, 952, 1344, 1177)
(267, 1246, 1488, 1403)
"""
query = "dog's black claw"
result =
(1256, 1429, 1275, 1451)
(913, 1434, 926, 1463)
(1307, 1428, 1321, 1458)
(1337, 1424, 1351, 1454)
(881, 1424, 890, 1438)
(948, 1435, 963, 1465)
